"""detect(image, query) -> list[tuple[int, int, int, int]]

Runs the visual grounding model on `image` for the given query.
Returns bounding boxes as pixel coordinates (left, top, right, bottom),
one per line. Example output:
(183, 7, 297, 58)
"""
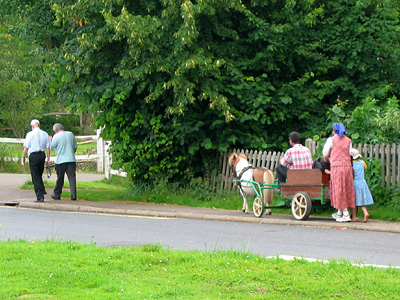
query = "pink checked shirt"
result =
(280, 143, 313, 169)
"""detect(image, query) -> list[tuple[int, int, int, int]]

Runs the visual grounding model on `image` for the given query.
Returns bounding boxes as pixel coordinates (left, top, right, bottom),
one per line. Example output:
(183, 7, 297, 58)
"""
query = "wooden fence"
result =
(213, 139, 400, 192)
(306, 139, 400, 187)
(0, 135, 99, 165)
(0, 129, 125, 179)
(4, 133, 400, 188)
(214, 149, 284, 193)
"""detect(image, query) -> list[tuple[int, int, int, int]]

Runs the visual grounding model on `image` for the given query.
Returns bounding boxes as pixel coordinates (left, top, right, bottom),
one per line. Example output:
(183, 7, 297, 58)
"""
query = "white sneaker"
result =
(336, 215, 351, 222)
(332, 213, 342, 220)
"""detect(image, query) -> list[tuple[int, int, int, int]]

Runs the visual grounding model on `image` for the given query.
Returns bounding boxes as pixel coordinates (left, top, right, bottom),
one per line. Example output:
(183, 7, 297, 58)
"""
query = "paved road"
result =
(2, 206, 400, 267)
(0, 173, 399, 234)
(1, 173, 400, 267)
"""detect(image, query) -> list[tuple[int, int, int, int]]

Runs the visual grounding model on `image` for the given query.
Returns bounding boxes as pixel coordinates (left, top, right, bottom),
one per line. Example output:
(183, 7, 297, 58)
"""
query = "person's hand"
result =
(46, 159, 50, 167)
(21, 156, 25, 165)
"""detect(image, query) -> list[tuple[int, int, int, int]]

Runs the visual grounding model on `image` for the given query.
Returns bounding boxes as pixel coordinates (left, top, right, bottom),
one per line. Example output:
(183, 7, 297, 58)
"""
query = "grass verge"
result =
(0, 241, 399, 299)
(20, 176, 400, 222)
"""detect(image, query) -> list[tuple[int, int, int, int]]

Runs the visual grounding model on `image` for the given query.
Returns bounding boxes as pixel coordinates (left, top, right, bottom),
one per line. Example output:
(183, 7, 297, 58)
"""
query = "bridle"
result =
(231, 159, 239, 178)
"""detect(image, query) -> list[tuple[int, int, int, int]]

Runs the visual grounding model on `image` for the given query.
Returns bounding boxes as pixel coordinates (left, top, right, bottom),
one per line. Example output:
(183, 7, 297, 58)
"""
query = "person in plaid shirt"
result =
(276, 131, 313, 185)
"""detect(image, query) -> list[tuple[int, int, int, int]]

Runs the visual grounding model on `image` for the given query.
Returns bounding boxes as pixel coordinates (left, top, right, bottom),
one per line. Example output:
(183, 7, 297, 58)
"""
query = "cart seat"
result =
(280, 169, 330, 200)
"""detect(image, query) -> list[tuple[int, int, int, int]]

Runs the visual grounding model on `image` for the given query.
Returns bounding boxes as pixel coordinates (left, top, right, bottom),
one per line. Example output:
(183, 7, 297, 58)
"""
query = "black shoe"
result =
(34, 198, 44, 203)
(71, 197, 76, 201)
(51, 194, 61, 200)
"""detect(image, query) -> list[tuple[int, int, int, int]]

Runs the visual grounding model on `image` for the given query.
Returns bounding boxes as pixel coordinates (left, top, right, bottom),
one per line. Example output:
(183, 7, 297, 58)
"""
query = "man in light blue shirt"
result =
(23, 119, 51, 202)
(50, 123, 78, 200)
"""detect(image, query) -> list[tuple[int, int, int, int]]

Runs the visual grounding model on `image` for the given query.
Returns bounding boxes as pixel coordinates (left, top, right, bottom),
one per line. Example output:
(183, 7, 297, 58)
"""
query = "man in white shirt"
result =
(22, 119, 51, 202)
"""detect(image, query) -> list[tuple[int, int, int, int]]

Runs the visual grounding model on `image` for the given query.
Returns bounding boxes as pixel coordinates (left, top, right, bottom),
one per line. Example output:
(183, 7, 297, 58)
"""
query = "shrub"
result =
(365, 158, 400, 209)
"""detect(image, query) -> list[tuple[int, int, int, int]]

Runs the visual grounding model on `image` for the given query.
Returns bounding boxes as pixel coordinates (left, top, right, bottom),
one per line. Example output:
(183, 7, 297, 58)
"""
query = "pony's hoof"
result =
(265, 209, 272, 215)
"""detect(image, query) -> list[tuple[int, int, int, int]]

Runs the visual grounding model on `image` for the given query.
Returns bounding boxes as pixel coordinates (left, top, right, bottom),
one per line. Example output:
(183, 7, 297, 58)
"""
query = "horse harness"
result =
(233, 160, 267, 196)
(237, 166, 253, 180)
(233, 159, 254, 195)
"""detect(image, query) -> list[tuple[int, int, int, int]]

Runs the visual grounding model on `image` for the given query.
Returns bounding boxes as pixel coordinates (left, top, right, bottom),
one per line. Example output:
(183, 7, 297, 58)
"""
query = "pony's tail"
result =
(263, 170, 275, 205)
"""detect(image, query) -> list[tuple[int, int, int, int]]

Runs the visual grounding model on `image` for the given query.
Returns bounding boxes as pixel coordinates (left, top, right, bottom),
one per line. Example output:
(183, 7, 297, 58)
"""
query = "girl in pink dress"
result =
(323, 123, 356, 222)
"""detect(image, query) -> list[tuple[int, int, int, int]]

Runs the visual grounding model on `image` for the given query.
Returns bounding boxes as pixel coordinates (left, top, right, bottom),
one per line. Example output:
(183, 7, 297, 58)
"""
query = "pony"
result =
(229, 153, 275, 214)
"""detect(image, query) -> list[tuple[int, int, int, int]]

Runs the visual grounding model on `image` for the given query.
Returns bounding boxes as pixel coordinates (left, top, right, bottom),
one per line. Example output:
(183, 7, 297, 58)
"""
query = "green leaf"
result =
(280, 96, 292, 105)
(201, 138, 213, 150)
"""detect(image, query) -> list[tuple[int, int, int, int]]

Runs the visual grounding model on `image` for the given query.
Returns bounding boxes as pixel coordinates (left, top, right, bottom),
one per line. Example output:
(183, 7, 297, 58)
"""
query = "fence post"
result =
(305, 138, 317, 155)
(96, 128, 104, 173)
(104, 141, 111, 179)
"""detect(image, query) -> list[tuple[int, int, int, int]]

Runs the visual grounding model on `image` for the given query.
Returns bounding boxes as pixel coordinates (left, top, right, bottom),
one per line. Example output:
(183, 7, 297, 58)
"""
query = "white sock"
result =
(343, 211, 349, 217)
(337, 210, 342, 216)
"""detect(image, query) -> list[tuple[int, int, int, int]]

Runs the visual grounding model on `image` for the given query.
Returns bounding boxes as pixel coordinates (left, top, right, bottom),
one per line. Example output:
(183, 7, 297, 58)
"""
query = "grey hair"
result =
(53, 123, 64, 132)
(30, 119, 40, 126)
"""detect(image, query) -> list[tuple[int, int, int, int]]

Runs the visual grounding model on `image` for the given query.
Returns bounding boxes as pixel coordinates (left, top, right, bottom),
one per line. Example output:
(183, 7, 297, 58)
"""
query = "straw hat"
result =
(351, 148, 361, 159)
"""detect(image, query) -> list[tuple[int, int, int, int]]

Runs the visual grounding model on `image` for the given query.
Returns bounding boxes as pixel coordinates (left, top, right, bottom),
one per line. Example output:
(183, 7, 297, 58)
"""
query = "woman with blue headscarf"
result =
(323, 123, 356, 222)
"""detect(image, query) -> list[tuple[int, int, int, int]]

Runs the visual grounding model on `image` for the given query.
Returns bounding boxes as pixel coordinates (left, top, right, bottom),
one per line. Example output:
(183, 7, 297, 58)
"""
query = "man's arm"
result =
(22, 147, 28, 164)
(322, 138, 333, 163)
(46, 147, 51, 166)
(279, 149, 291, 167)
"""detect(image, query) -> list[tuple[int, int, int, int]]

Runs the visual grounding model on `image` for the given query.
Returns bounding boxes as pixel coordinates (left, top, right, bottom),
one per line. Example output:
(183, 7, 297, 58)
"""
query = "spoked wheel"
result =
(253, 196, 264, 218)
(291, 191, 312, 220)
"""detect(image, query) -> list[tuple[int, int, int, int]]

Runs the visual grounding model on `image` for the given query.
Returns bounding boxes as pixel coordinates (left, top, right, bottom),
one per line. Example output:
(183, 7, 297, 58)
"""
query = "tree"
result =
(5, 0, 400, 182)
(0, 19, 46, 137)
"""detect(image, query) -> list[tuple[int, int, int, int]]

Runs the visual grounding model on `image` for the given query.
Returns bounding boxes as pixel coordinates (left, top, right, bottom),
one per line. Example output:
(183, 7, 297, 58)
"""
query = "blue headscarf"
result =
(333, 123, 346, 137)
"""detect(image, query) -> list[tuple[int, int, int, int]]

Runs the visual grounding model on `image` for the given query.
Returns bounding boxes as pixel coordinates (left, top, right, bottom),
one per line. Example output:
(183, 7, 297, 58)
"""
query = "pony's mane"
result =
(239, 153, 247, 160)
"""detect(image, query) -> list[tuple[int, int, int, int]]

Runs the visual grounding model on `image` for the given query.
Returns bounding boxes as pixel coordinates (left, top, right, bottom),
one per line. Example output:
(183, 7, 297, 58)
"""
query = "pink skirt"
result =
(330, 165, 355, 209)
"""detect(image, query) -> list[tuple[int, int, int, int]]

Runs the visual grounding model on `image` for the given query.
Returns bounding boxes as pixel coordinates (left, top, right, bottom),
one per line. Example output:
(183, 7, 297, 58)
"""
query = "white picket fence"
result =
(0, 129, 125, 179)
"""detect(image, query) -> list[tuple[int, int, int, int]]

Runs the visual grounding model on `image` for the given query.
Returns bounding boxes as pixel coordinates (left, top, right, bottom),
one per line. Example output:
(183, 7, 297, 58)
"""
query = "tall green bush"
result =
(3, 0, 400, 183)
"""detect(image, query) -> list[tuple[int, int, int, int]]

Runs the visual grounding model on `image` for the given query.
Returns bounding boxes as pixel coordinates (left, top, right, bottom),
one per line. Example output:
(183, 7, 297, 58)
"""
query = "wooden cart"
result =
(280, 169, 330, 220)
(234, 168, 331, 220)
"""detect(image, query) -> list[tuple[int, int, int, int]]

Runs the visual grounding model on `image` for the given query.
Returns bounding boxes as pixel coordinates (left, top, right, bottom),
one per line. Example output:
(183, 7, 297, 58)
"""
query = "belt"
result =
(30, 151, 44, 154)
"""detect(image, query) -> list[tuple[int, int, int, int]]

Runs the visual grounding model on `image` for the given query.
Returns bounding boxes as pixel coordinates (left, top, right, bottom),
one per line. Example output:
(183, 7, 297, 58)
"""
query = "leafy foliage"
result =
(4, 0, 400, 182)
(364, 158, 400, 217)
(364, 158, 387, 206)
(325, 96, 400, 144)
(0, 23, 46, 137)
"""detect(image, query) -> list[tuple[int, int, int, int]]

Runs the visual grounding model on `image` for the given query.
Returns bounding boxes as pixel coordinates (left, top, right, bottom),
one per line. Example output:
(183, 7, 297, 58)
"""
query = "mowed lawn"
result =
(0, 241, 399, 299)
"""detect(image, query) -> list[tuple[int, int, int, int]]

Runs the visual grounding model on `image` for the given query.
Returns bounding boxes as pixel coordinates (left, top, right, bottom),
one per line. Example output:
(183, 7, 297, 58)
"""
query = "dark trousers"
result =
(29, 152, 46, 200)
(54, 162, 77, 199)
(276, 164, 288, 185)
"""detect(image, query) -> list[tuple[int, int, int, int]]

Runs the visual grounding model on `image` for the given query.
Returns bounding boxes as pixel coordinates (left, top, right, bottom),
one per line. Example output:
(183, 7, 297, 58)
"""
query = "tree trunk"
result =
(81, 113, 94, 135)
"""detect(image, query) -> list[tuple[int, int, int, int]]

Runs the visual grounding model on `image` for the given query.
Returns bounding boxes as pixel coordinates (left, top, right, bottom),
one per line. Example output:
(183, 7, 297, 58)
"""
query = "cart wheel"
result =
(253, 196, 264, 218)
(291, 192, 312, 220)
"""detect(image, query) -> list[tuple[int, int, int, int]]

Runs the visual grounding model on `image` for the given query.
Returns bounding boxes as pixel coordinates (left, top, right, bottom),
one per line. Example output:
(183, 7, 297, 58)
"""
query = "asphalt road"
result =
(1, 207, 399, 268)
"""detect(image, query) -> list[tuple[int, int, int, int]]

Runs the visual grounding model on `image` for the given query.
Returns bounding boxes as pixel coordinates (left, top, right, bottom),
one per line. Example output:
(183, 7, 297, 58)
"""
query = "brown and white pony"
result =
(229, 153, 275, 214)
